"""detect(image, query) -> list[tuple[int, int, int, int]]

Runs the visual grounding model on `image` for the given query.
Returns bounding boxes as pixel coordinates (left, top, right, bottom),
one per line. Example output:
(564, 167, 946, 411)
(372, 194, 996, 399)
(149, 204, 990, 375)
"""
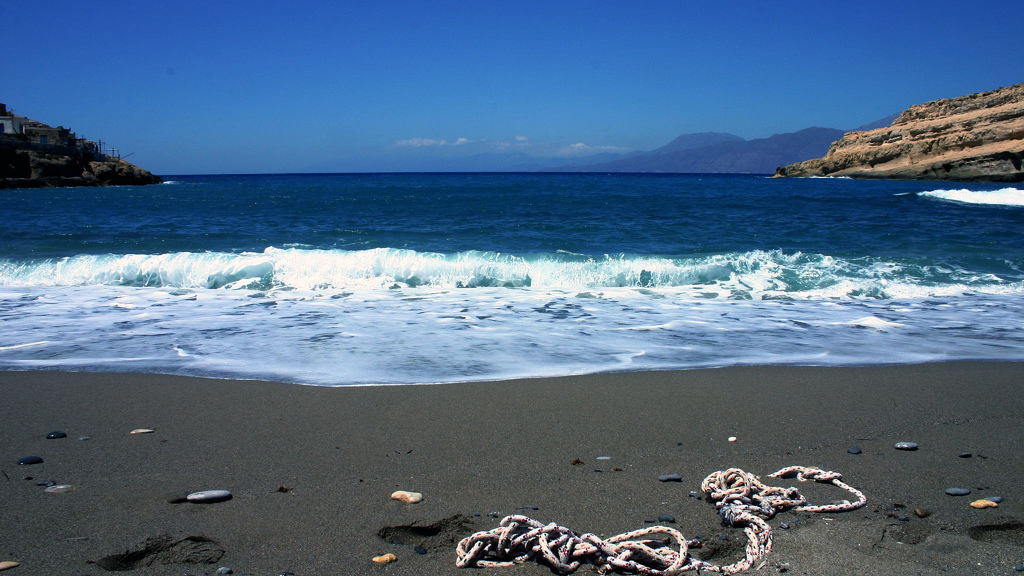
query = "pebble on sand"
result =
(186, 489, 233, 503)
(0, 561, 20, 571)
(658, 474, 683, 482)
(847, 446, 862, 455)
(894, 442, 918, 451)
(130, 428, 155, 434)
(372, 553, 397, 564)
(728, 437, 737, 442)
(913, 507, 930, 518)
(945, 488, 972, 496)
(970, 499, 998, 509)
(658, 513, 676, 523)
(986, 496, 1005, 503)
(17, 456, 43, 465)
(43, 485, 75, 493)
(391, 490, 423, 504)
(46, 431, 67, 439)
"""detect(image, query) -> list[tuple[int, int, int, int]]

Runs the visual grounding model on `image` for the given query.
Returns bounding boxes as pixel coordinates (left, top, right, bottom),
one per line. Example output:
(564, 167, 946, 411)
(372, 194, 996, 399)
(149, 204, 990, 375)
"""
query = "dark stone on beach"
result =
(914, 507, 930, 518)
(894, 442, 918, 451)
(848, 446, 862, 455)
(643, 518, 655, 523)
(658, 473, 683, 482)
(958, 452, 972, 458)
(946, 488, 972, 496)
(18, 456, 43, 465)
(689, 490, 700, 498)
(37, 480, 55, 486)
(658, 514, 676, 523)
(986, 496, 1004, 503)
(216, 568, 233, 575)
(46, 430, 67, 439)
(515, 505, 539, 511)
(414, 545, 427, 555)
(898, 515, 910, 522)
(780, 522, 790, 529)
(1015, 565, 1024, 572)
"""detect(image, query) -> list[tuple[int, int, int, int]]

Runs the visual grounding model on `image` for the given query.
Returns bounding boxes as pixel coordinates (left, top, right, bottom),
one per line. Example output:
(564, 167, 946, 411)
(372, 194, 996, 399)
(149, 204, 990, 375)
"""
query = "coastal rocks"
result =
(946, 488, 972, 496)
(0, 145, 162, 189)
(391, 490, 423, 504)
(186, 490, 233, 503)
(17, 456, 43, 465)
(46, 430, 67, 439)
(775, 82, 1024, 182)
(894, 442, 919, 451)
(372, 553, 397, 564)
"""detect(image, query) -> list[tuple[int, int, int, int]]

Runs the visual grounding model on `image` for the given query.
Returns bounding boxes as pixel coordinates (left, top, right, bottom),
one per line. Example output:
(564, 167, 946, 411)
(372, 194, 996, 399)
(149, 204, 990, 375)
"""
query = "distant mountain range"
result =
(545, 114, 900, 174)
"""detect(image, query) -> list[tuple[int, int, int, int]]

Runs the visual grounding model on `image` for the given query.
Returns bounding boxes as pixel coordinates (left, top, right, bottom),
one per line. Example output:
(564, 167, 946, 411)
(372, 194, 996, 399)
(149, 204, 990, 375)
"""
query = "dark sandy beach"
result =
(2, 363, 1023, 575)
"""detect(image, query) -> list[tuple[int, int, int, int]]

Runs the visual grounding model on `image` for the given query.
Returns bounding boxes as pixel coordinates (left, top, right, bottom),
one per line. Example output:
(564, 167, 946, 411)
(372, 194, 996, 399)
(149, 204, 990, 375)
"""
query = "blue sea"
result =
(1, 173, 1023, 386)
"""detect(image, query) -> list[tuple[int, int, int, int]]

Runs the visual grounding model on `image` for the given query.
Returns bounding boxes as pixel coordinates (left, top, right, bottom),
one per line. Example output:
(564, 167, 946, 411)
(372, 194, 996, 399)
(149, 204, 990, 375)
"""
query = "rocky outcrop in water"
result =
(0, 146, 162, 188)
(774, 83, 1024, 181)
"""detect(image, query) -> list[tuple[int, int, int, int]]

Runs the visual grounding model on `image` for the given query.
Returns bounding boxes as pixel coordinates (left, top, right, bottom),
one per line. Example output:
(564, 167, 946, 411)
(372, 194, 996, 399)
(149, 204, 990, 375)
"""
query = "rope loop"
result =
(456, 465, 865, 575)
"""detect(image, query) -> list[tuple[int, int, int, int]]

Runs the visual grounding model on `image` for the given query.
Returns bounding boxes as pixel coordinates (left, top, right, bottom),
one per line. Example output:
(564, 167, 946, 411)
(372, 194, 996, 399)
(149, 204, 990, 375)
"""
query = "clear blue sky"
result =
(2, 0, 1022, 174)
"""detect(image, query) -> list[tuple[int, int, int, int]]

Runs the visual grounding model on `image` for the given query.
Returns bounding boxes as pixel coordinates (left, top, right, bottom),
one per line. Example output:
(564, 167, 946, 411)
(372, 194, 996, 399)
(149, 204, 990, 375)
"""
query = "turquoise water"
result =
(1, 173, 1023, 385)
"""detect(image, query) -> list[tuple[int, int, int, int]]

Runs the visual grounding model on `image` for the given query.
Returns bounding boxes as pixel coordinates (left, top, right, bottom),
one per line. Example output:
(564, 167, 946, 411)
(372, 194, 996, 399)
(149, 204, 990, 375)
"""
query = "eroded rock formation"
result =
(775, 83, 1024, 181)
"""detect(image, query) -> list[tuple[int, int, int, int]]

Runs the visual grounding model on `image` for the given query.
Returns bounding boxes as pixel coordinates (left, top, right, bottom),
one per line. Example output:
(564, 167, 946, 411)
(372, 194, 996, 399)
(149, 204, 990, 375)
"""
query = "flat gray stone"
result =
(945, 487, 971, 496)
(894, 442, 918, 451)
(658, 473, 683, 482)
(186, 489, 233, 503)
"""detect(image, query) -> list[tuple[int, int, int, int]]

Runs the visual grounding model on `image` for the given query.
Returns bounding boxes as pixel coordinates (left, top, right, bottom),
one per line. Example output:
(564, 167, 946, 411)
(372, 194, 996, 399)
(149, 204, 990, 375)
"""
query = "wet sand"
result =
(1, 363, 1023, 575)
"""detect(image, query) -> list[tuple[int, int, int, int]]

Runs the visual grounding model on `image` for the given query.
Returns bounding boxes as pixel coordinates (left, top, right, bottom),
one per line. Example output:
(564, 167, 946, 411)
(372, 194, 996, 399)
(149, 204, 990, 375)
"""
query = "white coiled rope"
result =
(456, 465, 866, 575)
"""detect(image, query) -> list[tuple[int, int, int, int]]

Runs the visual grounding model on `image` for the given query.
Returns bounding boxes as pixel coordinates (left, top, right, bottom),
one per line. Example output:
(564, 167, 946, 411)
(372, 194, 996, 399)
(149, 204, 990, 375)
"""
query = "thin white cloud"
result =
(558, 142, 631, 156)
(396, 138, 447, 147)
(396, 137, 473, 147)
(514, 135, 529, 142)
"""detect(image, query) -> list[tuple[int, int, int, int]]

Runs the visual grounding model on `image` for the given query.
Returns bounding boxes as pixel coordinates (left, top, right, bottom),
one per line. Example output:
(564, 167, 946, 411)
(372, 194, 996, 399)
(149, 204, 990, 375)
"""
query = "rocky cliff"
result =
(0, 146, 162, 189)
(774, 83, 1024, 181)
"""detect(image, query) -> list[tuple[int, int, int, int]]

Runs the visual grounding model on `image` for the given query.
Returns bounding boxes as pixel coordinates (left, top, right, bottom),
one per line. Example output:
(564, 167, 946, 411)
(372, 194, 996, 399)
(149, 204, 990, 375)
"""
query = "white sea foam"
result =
(918, 187, 1024, 207)
(1, 247, 1020, 299)
(1, 284, 1022, 385)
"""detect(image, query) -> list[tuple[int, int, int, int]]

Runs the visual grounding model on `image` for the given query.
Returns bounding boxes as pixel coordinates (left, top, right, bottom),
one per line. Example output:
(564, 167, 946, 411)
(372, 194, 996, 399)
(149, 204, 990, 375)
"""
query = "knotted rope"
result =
(455, 465, 865, 575)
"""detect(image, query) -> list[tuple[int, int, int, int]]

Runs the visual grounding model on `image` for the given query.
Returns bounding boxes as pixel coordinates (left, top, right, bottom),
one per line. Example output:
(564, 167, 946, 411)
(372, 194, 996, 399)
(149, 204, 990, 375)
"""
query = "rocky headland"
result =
(774, 83, 1024, 181)
(0, 105, 161, 189)
(0, 145, 163, 189)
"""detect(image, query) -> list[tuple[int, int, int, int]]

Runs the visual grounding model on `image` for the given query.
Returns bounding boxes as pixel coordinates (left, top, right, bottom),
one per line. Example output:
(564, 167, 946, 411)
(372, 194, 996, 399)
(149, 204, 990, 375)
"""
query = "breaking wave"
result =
(918, 187, 1024, 207)
(0, 247, 1020, 299)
